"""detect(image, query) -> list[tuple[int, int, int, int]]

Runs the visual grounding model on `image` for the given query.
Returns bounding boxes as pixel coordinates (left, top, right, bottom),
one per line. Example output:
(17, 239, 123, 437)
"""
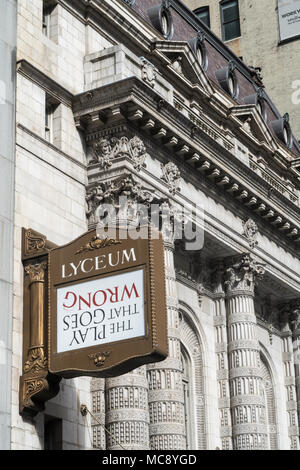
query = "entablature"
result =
(73, 77, 300, 250)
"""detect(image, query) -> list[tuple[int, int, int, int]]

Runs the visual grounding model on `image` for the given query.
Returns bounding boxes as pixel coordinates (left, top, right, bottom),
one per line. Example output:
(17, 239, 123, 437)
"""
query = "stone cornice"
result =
(74, 77, 300, 248)
(17, 60, 73, 108)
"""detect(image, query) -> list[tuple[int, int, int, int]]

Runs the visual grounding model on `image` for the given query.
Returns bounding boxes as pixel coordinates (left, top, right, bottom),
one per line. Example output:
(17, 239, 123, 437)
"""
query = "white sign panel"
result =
(278, 0, 300, 41)
(57, 269, 145, 353)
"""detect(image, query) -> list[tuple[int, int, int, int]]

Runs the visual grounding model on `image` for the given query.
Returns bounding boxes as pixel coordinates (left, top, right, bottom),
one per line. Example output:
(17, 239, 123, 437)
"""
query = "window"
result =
(220, 0, 241, 42)
(45, 104, 53, 142)
(194, 6, 210, 28)
(147, 4, 174, 40)
(42, 5, 51, 37)
(181, 346, 192, 450)
(45, 94, 59, 144)
(44, 416, 63, 450)
(42, 1, 58, 41)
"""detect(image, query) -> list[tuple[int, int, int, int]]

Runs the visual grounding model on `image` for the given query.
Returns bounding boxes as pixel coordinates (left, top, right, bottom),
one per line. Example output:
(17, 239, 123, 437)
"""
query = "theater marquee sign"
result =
(49, 227, 168, 378)
(20, 226, 168, 416)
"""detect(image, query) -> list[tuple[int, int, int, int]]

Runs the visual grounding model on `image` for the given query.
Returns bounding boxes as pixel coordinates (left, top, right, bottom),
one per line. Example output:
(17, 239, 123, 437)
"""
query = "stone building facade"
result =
(184, 0, 300, 139)
(4, 0, 300, 450)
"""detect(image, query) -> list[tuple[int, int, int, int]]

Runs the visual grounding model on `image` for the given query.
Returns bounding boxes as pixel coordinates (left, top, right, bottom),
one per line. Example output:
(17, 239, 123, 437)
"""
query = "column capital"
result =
(224, 253, 265, 296)
(25, 261, 47, 284)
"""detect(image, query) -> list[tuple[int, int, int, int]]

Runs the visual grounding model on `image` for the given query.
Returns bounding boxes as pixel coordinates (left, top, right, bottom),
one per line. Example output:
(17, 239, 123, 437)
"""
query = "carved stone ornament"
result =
(75, 236, 121, 255)
(290, 301, 300, 333)
(225, 253, 265, 295)
(161, 162, 181, 195)
(141, 57, 157, 88)
(243, 218, 259, 249)
(89, 135, 149, 171)
(171, 56, 183, 76)
(86, 173, 168, 226)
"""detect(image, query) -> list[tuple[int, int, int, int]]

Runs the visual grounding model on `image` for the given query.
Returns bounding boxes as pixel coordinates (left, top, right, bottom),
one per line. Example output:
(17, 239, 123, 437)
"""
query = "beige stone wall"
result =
(184, 0, 300, 139)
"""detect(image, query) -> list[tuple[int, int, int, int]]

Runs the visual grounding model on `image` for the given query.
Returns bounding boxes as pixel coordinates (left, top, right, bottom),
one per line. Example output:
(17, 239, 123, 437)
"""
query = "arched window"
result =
(179, 308, 207, 449)
(181, 345, 192, 450)
(260, 354, 279, 450)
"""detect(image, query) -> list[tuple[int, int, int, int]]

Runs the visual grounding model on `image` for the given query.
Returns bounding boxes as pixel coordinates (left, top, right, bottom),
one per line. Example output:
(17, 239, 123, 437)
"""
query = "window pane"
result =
(222, 1, 239, 23)
(194, 7, 210, 28)
(224, 20, 241, 41)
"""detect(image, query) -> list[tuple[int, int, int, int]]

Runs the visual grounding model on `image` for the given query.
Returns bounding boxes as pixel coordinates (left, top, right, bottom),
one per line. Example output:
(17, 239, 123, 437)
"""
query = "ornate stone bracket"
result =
(20, 229, 61, 417)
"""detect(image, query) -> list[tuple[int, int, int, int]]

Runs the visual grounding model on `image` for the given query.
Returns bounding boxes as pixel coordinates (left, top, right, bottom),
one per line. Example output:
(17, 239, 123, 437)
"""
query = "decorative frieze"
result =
(89, 135, 149, 171)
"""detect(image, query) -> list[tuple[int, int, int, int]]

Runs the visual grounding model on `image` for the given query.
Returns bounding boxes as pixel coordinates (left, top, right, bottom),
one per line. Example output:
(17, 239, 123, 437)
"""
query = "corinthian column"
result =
(290, 302, 300, 448)
(225, 254, 268, 450)
(213, 263, 233, 450)
(147, 234, 186, 450)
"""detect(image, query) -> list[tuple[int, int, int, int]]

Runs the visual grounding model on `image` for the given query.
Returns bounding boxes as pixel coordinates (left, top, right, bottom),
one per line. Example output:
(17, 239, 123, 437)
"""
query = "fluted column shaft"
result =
(282, 331, 300, 449)
(225, 254, 268, 450)
(91, 378, 106, 450)
(214, 295, 233, 450)
(147, 242, 186, 450)
(105, 366, 150, 450)
(293, 330, 300, 432)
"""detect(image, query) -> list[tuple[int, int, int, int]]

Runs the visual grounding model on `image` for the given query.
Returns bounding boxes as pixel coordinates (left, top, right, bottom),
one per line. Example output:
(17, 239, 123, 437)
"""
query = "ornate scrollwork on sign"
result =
(24, 347, 48, 374)
(141, 57, 157, 88)
(161, 162, 181, 195)
(89, 351, 111, 368)
(23, 378, 48, 409)
(75, 236, 121, 255)
(24, 229, 47, 255)
(225, 253, 265, 295)
(89, 135, 149, 171)
(243, 218, 259, 249)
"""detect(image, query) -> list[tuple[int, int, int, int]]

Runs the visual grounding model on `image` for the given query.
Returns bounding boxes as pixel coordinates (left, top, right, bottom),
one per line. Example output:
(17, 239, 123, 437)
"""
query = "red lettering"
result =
(63, 292, 77, 309)
(93, 290, 108, 307)
(107, 287, 119, 303)
(78, 293, 91, 311)
(121, 283, 140, 302)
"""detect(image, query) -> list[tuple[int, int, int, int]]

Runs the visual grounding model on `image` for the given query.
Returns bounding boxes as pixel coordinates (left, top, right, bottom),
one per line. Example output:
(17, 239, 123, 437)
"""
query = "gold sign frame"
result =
(48, 226, 168, 378)
(20, 226, 168, 415)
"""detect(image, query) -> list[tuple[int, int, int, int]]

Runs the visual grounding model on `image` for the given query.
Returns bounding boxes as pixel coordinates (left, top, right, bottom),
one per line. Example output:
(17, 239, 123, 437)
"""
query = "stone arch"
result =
(259, 348, 279, 450)
(178, 303, 207, 450)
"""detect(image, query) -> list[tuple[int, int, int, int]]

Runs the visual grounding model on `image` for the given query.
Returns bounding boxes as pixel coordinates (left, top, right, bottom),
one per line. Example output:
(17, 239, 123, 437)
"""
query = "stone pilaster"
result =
(290, 302, 300, 433)
(281, 330, 300, 450)
(147, 240, 186, 450)
(213, 263, 233, 449)
(105, 367, 150, 450)
(91, 378, 106, 450)
(225, 253, 268, 450)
